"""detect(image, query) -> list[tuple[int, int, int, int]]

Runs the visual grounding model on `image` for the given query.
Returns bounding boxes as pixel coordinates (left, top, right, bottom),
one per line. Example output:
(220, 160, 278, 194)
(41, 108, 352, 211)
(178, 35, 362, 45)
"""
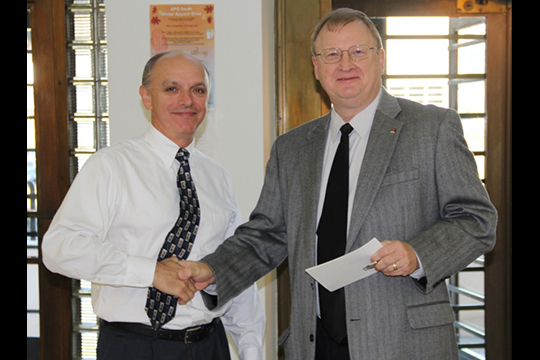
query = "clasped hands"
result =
(155, 240, 418, 305)
(152, 257, 215, 305)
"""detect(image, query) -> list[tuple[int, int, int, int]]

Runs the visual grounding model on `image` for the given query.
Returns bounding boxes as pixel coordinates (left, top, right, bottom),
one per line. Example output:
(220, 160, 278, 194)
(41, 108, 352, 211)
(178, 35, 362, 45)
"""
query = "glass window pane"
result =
(81, 332, 98, 359)
(97, 46, 108, 79)
(474, 155, 485, 180)
(72, 46, 94, 79)
(98, 82, 109, 114)
(81, 296, 98, 326)
(27, 53, 34, 84)
(27, 264, 40, 337)
(27, 264, 40, 310)
(80, 279, 92, 292)
(457, 40, 486, 75)
(457, 80, 485, 113)
(387, 17, 449, 35)
(386, 39, 449, 75)
(27, 151, 37, 210)
(74, 84, 95, 115)
(97, 8, 107, 41)
(461, 118, 485, 152)
(27, 27, 32, 51)
(72, 10, 93, 43)
(27, 313, 40, 338)
(27, 214, 38, 255)
(27, 242, 39, 258)
(27, 119, 36, 150)
(460, 270, 485, 300)
(458, 23, 486, 35)
(27, 85, 35, 117)
(386, 78, 449, 107)
(75, 119, 96, 151)
(99, 118, 110, 148)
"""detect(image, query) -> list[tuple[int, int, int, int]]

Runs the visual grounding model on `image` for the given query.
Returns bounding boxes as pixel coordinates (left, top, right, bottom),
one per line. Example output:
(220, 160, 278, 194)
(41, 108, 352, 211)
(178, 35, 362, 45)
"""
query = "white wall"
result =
(106, 1, 276, 359)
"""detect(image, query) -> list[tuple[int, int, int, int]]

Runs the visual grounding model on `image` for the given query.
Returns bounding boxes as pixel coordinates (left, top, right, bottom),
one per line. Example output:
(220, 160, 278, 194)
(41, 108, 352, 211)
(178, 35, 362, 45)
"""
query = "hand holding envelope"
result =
(305, 238, 383, 292)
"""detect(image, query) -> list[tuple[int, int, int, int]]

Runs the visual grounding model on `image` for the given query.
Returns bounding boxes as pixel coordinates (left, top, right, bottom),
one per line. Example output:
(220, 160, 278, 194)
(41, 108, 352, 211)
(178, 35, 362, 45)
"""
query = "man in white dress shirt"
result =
(42, 51, 265, 360)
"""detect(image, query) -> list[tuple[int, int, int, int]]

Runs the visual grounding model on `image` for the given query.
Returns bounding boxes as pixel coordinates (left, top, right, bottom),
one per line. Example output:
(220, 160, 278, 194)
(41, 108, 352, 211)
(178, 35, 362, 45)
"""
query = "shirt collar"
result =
(329, 88, 383, 142)
(144, 125, 196, 168)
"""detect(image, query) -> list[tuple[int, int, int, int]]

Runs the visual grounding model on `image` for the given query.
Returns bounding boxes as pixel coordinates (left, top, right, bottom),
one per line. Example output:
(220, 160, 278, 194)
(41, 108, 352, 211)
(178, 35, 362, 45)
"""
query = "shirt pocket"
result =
(195, 212, 234, 255)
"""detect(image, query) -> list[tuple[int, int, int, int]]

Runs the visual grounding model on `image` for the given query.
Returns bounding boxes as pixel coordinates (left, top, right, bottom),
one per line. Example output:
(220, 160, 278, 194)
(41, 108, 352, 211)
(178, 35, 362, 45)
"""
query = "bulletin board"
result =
(150, 4, 215, 107)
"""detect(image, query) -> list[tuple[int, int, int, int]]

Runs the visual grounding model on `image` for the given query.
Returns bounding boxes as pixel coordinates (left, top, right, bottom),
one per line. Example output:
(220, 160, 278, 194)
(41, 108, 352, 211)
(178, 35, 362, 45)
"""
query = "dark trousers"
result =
(315, 317, 350, 360)
(97, 320, 231, 360)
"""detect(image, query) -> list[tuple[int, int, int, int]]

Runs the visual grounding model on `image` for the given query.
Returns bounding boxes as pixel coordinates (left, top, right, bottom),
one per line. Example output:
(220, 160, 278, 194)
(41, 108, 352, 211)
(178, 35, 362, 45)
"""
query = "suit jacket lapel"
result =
(302, 114, 330, 213)
(347, 91, 403, 251)
(296, 114, 330, 267)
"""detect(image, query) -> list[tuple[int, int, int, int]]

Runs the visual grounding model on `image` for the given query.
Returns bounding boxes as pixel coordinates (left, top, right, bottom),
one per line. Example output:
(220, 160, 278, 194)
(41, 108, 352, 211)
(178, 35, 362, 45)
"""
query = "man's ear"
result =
(139, 85, 152, 111)
(378, 48, 386, 75)
(312, 56, 320, 81)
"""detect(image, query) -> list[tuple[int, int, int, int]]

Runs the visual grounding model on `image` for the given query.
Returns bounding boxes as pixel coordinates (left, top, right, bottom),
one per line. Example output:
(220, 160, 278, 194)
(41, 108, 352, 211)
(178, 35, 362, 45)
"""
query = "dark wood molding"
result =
(31, 0, 72, 358)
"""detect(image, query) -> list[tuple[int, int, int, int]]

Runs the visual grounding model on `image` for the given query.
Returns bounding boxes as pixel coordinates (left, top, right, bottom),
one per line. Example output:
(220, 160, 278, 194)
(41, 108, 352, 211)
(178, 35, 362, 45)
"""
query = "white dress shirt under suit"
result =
(42, 125, 265, 359)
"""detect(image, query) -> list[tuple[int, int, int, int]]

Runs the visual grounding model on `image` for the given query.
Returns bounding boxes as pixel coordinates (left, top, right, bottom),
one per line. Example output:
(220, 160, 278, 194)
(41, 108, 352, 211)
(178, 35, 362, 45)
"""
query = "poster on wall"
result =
(150, 4, 215, 107)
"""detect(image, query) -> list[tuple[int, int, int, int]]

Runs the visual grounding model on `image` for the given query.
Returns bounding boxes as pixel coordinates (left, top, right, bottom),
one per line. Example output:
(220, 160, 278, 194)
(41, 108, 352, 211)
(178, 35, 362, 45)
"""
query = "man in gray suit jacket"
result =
(179, 8, 497, 360)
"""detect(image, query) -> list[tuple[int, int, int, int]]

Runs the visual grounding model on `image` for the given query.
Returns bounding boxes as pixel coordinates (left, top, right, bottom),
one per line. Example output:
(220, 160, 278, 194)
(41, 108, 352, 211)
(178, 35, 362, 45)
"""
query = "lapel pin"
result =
(390, 128, 396, 134)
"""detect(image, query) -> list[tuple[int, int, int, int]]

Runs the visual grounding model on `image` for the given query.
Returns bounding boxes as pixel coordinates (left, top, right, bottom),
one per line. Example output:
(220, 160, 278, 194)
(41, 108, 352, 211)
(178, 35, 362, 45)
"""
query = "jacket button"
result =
(309, 334, 314, 342)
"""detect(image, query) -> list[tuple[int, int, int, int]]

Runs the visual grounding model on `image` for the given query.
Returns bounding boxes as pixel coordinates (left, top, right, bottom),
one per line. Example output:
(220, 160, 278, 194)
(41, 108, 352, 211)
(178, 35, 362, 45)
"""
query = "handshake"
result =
(153, 257, 216, 305)
(151, 240, 420, 305)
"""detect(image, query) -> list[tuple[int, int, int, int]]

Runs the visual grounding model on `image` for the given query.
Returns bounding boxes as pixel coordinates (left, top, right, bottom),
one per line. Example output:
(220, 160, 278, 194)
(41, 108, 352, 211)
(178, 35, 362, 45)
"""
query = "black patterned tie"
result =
(317, 123, 353, 344)
(145, 148, 200, 330)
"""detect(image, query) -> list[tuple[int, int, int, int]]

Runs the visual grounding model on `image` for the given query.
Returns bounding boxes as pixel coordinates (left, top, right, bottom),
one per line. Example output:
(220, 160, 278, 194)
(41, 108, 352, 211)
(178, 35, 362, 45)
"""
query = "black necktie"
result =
(317, 123, 353, 344)
(145, 148, 201, 330)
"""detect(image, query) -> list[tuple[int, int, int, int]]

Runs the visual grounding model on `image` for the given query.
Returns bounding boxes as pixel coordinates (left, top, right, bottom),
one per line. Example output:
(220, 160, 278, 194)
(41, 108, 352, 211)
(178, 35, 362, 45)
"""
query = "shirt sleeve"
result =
(218, 174, 265, 359)
(409, 252, 426, 279)
(220, 283, 265, 360)
(41, 150, 156, 288)
(408, 108, 497, 293)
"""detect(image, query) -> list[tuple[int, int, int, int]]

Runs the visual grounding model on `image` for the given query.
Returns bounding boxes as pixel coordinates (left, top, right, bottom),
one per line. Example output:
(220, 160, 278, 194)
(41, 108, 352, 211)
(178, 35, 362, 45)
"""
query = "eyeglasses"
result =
(313, 44, 379, 64)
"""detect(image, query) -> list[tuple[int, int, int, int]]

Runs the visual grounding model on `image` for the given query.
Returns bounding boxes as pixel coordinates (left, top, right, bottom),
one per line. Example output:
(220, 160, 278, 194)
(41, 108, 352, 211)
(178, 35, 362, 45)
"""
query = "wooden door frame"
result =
(275, 1, 512, 359)
(275, 0, 332, 358)
(29, 0, 72, 358)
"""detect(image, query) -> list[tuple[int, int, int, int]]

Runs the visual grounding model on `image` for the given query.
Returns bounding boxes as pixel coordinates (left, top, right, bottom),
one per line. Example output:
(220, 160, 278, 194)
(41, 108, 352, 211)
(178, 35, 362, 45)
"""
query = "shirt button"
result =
(309, 334, 314, 342)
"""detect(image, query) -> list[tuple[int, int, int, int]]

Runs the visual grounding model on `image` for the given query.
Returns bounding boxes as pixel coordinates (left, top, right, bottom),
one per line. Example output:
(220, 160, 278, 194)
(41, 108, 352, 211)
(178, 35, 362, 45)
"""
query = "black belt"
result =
(102, 318, 219, 343)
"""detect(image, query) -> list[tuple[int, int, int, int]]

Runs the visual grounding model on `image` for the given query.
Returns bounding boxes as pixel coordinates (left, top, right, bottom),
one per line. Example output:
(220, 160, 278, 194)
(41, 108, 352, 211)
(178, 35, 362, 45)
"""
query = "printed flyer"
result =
(150, 4, 215, 107)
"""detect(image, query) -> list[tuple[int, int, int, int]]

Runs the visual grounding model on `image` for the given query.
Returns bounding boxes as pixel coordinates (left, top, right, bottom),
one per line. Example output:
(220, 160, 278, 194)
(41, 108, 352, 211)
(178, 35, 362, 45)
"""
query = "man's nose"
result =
(177, 91, 193, 107)
(338, 51, 354, 70)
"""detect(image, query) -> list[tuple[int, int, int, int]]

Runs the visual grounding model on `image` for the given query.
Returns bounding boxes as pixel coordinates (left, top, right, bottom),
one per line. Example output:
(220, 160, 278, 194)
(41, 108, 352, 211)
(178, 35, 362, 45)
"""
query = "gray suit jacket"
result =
(202, 89, 497, 360)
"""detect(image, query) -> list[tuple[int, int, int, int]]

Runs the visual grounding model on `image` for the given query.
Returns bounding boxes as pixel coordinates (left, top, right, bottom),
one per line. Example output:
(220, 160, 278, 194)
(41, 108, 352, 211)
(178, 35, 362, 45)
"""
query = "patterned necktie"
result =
(145, 148, 201, 330)
(317, 123, 353, 344)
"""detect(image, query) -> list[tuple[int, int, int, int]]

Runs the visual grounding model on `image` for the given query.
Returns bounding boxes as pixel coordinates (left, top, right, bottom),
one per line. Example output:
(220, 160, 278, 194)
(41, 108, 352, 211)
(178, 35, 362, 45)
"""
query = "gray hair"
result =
(311, 8, 383, 55)
(141, 50, 211, 91)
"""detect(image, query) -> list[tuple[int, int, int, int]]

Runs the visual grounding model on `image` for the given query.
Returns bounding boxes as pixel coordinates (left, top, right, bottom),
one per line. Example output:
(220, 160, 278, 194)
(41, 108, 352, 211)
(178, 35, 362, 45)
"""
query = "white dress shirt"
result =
(316, 90, 383, 228)
(316, 89, 424, 316)
(42, 125, 265, 359)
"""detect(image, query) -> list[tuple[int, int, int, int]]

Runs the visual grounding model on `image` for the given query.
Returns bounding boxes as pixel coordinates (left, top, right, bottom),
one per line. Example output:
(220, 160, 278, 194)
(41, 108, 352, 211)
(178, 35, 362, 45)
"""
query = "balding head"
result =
(142, 50, 210, 92)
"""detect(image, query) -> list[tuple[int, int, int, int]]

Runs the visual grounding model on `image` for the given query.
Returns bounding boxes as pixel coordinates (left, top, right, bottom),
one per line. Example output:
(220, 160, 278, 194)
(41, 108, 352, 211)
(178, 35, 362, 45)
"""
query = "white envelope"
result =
(305, 237, 383, 292)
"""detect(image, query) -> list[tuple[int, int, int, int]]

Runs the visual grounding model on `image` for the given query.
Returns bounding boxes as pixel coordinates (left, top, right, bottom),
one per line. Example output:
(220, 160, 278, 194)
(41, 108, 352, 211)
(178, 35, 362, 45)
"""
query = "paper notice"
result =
(305, 237, 383, 292)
